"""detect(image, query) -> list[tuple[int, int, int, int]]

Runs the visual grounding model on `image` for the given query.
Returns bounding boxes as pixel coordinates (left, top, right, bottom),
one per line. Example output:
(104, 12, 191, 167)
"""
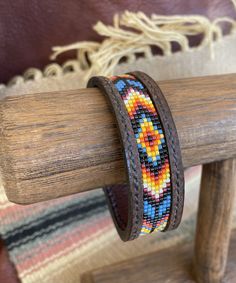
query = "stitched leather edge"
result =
(87, 77, 143, 241)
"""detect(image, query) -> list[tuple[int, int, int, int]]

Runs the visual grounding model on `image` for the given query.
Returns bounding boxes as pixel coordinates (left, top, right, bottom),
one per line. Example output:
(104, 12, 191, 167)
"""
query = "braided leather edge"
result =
(130, 71, 185, 230)
(87, 76, 143, 241)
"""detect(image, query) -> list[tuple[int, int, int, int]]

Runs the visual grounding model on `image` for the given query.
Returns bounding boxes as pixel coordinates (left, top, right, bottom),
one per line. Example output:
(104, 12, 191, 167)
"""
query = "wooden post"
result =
(194, 159, 236, 283)
(1, 74, 236, 204)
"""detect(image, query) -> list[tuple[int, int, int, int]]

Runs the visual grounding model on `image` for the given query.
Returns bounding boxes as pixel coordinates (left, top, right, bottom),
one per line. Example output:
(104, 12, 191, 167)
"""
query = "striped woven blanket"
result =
(0, 167, 202, 283)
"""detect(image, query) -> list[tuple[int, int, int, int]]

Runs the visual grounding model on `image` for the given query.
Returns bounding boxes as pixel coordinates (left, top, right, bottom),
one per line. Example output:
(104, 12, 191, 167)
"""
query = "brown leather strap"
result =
(87, 77, 143, 241)
(87, 72, 184, 241)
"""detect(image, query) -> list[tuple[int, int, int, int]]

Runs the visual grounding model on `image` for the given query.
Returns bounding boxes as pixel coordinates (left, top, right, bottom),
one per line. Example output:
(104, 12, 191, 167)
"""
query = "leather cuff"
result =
(87, 71, 184, 241)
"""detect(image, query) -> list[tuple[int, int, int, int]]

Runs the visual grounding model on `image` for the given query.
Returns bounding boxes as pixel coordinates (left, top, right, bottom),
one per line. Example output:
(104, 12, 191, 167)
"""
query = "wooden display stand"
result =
(0, 74, 236, 282)
(81, 160, 236, 283)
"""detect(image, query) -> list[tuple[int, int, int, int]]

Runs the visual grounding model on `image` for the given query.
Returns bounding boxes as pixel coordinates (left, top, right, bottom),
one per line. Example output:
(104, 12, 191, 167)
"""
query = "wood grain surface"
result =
(194, 159, 236, 283)
(81, 228, 236, 283)
(1, 74, 236, 204)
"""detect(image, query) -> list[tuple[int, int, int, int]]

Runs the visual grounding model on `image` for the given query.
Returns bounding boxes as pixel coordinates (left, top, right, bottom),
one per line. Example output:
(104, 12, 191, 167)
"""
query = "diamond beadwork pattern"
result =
(110, 74, 172, 234)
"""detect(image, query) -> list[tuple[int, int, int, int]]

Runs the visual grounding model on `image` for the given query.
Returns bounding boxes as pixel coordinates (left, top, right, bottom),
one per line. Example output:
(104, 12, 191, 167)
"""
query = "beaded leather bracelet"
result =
(87, 71, 184, 241)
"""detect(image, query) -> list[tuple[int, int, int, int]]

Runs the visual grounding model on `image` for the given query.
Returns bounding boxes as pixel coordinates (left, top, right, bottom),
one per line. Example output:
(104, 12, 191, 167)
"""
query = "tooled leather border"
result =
(130, 71, 185, 230)
(87, 76, 143, 241)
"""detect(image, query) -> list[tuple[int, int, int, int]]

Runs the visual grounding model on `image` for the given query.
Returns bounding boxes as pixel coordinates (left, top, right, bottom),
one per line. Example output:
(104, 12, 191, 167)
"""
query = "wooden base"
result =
(194, 160, 236, 283)
(81, 229, 236, 283)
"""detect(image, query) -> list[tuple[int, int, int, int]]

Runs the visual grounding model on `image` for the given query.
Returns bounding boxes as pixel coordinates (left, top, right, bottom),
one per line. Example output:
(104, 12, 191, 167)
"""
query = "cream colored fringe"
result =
(2, 1, 236, 89)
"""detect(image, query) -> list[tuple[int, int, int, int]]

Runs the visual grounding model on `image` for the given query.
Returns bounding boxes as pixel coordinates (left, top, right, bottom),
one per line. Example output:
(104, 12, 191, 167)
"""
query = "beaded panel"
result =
(110, 74, 171, 234)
